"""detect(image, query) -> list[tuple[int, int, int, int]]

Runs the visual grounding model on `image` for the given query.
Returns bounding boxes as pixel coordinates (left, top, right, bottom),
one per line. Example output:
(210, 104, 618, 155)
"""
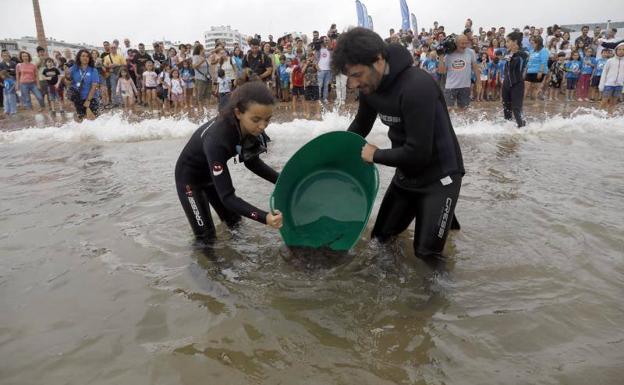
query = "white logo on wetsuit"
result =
(187, 196, 204, 227)
(379, 113, 402, 125)
(438, 197, 453, 238)
(212, 162, 224, 176)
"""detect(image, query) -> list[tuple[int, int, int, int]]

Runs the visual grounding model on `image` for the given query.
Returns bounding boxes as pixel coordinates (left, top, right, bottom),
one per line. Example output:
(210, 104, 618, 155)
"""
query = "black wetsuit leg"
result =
(502, 83, 525, 127)
(177, 182, 217, 239)
(372, 175, 462, 258)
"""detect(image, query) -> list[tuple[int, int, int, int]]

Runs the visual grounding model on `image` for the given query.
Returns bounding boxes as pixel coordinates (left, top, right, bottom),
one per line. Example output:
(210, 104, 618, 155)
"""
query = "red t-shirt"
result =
(292, 66, 304, 87)
(17, 62, 38, 83)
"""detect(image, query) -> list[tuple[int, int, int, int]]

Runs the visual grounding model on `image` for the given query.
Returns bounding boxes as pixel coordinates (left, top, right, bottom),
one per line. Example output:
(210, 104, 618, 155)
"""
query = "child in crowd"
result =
(116, 67, 138, 111)
(41, 58, 61, 113)
(0, 70, 17, 115)
(215, 68, 232, 112)
(590, 49, 610, 102)
(180, 59, 194, 110)
(577, 48, 595, 101)
(478, 52, 490, 101)
(559, 41, 572, 59)
(168, 68, 185, 114)
(158, 62, 171, 111)
(564, 51, 582, 101)
(57, 66, 72, 112)
(277, 55, 291, 103)
(598, 43, 624, 112)
(290, 58, 306, 116)
(489, 55, 502, 100)
(142, 61, 159, 111)
(422, 51, 439, 81)
(548, 53, 566, 101)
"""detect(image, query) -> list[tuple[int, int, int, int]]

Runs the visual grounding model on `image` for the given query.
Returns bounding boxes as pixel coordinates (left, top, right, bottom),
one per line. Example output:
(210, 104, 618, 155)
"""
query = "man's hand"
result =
(267, 210, 283, 229)
(361, 143, 378, 163)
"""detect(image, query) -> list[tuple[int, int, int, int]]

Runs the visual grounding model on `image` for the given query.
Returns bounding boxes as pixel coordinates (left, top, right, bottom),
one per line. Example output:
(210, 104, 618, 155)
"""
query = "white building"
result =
(204, 26, 247, 52)
(0, 36, 99, 58)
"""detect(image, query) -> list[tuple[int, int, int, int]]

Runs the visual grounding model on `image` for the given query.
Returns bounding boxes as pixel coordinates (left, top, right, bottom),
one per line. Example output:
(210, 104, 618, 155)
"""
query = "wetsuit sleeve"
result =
(602, 39, 624, 49)
(372, 85, 435, 171)
(203, 138, 269, 224)
(347, 96, 377, 137)
(244, 156, 279, 184)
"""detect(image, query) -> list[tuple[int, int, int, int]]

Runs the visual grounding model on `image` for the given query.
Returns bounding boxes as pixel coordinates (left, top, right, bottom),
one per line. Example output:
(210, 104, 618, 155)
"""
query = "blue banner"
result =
(399, 0, 410, 31)
(362, 3, 370, 29)
(355, 0, 365, 28)
(368, 15, 374, 31)
(411, 13, 418, 33)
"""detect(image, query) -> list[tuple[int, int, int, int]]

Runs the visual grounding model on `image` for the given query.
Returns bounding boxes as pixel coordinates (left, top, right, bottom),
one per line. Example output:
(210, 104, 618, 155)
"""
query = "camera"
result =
(436, 34, 458, 55)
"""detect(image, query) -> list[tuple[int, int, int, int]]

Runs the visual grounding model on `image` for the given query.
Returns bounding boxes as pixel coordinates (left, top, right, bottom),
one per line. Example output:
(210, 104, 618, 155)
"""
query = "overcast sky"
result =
(3, 0, 621, 46)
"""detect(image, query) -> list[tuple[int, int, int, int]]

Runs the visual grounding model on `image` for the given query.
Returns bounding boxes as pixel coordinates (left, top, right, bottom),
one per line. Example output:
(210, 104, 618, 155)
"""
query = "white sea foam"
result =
(1, 109, 623, 145)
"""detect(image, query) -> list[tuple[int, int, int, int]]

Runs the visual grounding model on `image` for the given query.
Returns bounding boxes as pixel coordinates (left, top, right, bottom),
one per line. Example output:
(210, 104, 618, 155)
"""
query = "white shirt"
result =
(143, 71, 158, 87)
(317, 48, 331, 71)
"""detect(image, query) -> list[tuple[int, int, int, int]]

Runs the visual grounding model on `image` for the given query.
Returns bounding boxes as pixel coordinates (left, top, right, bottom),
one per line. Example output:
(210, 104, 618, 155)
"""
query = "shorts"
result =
(304, 86, 319, 101)
(39, 80, 49, 95)
(145, 86, 157, 91)
(170, 92, 184, 102)
(480, 75, 489, 82)
(280, 80, 290, 89)
(590, 76, 601, 88)
(443, 87, 471, 108)
(549, 79, 562, 89)
(525, 73, 544, 83)
(603, 85, 623, 97)
(184, 81, 194, 90)
(47, 85, 59, 101)
(291, 86, 305, 96)
(566, 77, 578, 90)
(195, 79, 212, 101)
(73, 97, 100, 119)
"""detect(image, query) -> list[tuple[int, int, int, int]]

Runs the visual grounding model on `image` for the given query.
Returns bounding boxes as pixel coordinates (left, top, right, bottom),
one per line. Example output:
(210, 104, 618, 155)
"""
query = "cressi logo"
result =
(452, 59, 466, 70)
(212, 162, 224, 176)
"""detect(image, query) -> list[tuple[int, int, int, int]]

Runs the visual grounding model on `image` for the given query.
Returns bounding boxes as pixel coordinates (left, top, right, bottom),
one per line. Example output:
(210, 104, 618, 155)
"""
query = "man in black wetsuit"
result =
(331, 28, 464, 259)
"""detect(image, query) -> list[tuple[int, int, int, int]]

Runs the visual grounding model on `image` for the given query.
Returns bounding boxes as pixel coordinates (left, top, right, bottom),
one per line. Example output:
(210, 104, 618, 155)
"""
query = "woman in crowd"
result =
(192, 44, 212, 112)
(69, 49, 101, 120)
(16, 51, 45, 112)
(525, 36, 549, 100)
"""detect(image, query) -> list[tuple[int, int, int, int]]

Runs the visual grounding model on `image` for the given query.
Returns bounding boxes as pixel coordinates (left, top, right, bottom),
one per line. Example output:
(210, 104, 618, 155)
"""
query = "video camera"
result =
(436, 34, 458, 55)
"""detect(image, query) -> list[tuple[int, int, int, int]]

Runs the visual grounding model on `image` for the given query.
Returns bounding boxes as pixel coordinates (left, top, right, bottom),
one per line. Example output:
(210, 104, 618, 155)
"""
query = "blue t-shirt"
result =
(70, 65, 100, 100)
(488, 62, 499, 78)
(3, 78, 16, 93)
(181, 68, 194, 84)
(278, 64, 290, 82)
(565, 60, 582, 79)
(527, 47, 549, 74)
(423, 58, 438, 78)
(479, 60, 489, 77)
(581, 57, 595, 75)
(594, 58, 607, 77)
(498, 61, 506, 80)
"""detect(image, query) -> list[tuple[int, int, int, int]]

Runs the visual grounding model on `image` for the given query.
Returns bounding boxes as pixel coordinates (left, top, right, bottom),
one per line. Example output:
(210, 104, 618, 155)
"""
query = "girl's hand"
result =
(266, 210, 283, 229)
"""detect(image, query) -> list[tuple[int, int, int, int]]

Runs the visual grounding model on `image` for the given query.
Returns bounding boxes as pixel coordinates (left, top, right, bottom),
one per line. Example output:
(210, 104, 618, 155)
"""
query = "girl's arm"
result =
(16, 65, 20, 88)
(116, 78, 122, 94)
(131, 79, 138, 96)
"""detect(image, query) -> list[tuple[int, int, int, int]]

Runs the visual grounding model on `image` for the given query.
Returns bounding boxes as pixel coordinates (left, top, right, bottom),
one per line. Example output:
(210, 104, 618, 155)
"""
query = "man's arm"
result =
(438, 54, 447, 74)
(347, 95, 377, 137)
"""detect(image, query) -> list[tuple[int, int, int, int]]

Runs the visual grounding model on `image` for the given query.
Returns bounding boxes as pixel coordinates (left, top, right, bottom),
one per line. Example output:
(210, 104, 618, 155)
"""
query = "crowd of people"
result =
(1, 19, 623, 123)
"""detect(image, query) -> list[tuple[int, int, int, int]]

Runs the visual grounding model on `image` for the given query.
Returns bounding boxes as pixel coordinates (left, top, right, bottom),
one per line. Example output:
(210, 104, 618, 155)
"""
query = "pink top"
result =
(17, 62, 38, 83)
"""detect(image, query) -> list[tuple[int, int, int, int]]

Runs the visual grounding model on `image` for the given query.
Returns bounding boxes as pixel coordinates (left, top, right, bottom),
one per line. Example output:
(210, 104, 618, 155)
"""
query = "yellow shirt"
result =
(104, 53, 126, 67)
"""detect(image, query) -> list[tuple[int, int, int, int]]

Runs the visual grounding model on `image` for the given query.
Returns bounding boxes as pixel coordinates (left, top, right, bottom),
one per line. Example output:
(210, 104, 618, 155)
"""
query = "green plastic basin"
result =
(270, 131, 379, 250)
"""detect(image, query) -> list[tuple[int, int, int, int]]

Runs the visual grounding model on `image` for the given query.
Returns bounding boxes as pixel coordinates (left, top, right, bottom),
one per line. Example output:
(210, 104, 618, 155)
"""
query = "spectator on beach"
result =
(142, 60, 158, 110)
(180, 59, 194, 110)
(290, 57, 306, 115)
(152, 43, 167, 71)
(192, 44, 212, 110)
(598, 43, 624, 112)
(168, 68, 185, 114)
(1, 70, 18, 115)
(120, 39, 132, 59)
(242, 39, 273, 83)
(69, 49, 101, 120)
(316, 37, 332, 102)
(564, 51, 582, 101)
(41, 58, 61, 113)
(577, 47, 596, 101)
(16, 51, 45, 112)
(575, 26, 593, 50)
(525, 36, 549, 100)
(590, 49, 609, 101)
(34, 46, 50, 107)
(438, 34, 480, 109)
(116, 67, 138, 111)
(91, 49, 109, 106)
(231, 47, 244, 77)
(103, 44, 126, 106)
(548, 52, 566, 101)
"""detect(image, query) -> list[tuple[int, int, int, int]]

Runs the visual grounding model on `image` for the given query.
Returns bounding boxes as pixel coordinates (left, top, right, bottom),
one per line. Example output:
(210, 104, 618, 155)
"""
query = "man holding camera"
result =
(438, 34, 480, 109)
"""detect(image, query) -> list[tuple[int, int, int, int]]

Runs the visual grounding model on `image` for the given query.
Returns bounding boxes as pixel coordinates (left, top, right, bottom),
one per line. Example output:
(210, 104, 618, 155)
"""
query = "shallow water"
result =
(1, 109, 624, 385)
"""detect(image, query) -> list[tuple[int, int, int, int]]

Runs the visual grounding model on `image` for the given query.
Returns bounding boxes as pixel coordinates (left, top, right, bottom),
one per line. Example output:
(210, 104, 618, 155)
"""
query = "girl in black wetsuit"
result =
(175, 81, 283, 239)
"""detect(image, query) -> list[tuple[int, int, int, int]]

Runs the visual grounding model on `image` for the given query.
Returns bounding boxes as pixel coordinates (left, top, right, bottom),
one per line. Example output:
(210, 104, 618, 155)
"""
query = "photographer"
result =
(242, 39, 273, 83)
(332, 28, 464, 260)
(438, 34, 481, 109)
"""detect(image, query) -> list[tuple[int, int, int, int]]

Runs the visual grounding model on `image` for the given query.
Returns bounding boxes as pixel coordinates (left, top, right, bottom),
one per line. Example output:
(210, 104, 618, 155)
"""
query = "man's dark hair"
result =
(582, 25, 589, 30)
(507, 31, 523, 49)
(249, 38, 260, 47)
(36, 46, 45, 53)
(331, 27, 387, 74)
(74, 49, 95, 67)
(463, 28, 472, 35)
